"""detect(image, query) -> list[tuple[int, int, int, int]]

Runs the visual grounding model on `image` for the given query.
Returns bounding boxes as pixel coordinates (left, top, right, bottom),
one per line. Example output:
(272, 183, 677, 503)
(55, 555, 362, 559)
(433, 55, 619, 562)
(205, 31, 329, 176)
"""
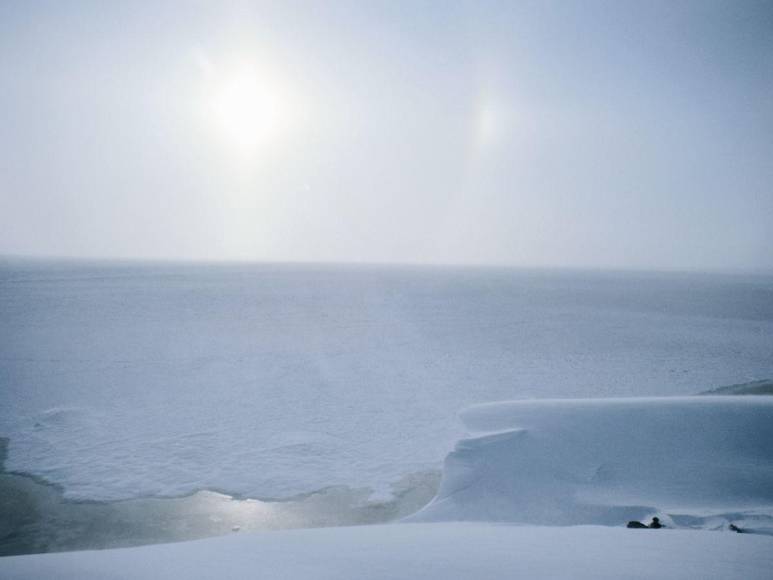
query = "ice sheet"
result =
(2, 261, 772, 500)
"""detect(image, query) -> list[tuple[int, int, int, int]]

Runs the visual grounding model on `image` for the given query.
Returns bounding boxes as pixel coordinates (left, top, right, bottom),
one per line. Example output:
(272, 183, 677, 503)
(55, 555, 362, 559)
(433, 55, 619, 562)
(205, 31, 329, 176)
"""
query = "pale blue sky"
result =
(1, 1, 771, 270)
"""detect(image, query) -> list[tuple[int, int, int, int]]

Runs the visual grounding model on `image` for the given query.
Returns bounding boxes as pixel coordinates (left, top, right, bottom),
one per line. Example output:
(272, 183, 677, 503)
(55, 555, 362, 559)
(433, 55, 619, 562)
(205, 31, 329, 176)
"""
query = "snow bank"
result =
(409, 396, 773, 529)
(1, 523, 771, 580)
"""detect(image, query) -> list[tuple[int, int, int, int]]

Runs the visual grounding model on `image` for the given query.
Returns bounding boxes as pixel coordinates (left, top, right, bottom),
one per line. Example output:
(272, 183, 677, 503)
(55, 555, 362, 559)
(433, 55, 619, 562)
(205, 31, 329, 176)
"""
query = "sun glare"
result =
(209, 70, 288, 152)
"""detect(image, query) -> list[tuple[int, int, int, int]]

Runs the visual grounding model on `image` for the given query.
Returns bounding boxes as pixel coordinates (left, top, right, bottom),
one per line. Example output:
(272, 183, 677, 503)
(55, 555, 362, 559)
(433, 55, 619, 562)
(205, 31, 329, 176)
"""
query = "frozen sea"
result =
(1, 258, 772, 504)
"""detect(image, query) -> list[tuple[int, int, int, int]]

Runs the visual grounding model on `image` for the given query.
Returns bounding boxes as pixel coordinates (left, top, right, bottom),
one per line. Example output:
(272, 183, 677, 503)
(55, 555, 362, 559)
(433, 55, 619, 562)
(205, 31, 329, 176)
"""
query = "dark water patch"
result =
(0, 438, 440, 557)
(698, 379, 773, 396)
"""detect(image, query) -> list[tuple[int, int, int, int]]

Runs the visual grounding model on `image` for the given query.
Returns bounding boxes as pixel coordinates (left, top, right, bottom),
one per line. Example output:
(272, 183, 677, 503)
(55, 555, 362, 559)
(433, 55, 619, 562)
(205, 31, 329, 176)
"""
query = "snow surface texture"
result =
(1, 523, 771, 580)
(2, 260, 773, 501)
(409, 397, 773, 531)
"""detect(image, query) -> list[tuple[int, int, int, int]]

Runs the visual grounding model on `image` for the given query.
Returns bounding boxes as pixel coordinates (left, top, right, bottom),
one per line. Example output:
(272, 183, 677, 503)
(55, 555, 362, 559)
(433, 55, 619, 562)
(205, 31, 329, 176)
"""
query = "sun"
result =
(209, 70, 287, 152)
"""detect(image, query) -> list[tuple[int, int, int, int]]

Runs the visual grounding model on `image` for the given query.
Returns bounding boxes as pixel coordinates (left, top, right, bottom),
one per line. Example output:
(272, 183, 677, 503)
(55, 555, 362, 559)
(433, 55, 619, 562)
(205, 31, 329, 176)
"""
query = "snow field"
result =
(1, 523, 770, 580)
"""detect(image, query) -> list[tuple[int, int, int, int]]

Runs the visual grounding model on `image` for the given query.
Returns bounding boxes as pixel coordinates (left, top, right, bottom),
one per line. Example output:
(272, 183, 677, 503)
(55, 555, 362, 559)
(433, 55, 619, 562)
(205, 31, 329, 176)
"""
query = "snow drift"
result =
(408, 396, 773, 530)
(2, 523, 772, 580)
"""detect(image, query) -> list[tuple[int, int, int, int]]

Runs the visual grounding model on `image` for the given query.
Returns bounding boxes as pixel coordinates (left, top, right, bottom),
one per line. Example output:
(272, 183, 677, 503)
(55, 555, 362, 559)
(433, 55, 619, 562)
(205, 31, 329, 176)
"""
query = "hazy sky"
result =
(1, 0, 771, 270)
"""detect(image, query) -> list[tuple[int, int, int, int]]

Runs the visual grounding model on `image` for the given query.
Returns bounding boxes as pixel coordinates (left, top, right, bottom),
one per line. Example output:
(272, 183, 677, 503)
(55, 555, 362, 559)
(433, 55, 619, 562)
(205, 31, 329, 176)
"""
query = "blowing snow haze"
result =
(1, 0, 772, 271)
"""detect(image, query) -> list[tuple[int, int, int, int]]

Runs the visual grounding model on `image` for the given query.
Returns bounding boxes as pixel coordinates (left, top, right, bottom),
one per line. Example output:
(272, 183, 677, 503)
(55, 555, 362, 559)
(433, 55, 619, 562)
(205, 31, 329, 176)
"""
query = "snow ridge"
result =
(408, 396, 773, 531)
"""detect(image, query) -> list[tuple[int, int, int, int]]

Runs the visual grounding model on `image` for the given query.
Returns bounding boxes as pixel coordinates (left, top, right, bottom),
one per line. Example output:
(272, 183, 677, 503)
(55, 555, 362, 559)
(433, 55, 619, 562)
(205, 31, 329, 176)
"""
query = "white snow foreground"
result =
(409, 396, 773, 530)
(1, 523, 771, 580)
(2, 396, 772, 579)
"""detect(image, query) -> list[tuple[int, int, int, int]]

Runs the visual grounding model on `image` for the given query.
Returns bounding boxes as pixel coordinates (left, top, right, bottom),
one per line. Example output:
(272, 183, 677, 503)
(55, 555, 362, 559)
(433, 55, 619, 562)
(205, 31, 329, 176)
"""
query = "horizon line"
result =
(2, 252, 772, 278)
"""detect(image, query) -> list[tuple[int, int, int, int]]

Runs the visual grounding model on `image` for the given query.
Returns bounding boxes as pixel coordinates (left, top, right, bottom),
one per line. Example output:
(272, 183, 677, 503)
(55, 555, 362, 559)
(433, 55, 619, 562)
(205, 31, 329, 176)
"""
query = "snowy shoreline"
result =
(0, 457, 440, 557)
(2, 395, 773, 578)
